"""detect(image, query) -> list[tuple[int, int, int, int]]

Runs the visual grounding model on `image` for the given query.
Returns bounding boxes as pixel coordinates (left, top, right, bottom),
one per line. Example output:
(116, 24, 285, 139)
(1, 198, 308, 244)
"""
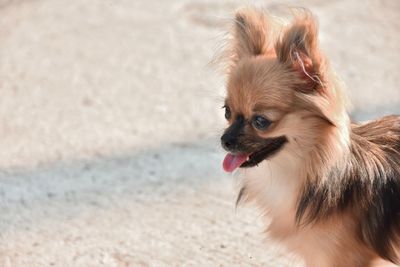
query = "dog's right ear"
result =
(275, 12, 325, 93)
(231, 8, 272, 63)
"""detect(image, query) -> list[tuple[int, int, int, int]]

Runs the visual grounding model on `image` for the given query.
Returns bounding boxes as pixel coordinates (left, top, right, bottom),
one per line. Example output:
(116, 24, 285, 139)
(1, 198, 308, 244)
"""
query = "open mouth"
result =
(222, 135, 288, 173)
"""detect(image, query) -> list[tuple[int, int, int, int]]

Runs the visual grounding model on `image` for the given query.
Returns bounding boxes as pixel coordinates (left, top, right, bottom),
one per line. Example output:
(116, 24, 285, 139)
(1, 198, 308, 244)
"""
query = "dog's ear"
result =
(275, 12, 325, 93)
(231, 8, 272, 63)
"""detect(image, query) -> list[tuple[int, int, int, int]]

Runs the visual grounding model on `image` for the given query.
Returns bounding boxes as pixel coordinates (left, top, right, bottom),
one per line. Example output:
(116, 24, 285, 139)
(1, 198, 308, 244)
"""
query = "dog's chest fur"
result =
(241, 150, 301, 235)
(239, 150, 365, 267)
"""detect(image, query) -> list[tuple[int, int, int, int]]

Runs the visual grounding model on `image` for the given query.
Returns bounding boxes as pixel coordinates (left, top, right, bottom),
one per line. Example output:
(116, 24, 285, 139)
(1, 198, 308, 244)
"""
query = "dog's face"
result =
(221, 57, 292, 171)
(221, 9, 335, 172)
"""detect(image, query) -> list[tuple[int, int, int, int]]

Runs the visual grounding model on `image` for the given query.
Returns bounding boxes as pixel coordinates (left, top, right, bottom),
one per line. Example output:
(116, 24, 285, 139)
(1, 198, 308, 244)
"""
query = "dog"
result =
(219, 7, 400, 267)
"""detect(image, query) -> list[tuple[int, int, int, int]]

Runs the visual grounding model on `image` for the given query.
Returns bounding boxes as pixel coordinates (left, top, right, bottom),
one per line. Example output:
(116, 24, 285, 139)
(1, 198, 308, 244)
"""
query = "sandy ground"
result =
(0, 0, 399, 266)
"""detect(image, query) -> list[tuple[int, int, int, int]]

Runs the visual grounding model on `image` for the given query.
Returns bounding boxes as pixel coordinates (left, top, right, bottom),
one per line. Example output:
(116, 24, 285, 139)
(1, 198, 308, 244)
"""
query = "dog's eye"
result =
(224, 106, 231, 120)
(252, 116, 271, 130)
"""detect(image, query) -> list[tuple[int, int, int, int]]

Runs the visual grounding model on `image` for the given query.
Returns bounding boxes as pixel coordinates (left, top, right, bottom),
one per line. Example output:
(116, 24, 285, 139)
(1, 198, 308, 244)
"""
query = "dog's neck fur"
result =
(297, 116, 400, 263)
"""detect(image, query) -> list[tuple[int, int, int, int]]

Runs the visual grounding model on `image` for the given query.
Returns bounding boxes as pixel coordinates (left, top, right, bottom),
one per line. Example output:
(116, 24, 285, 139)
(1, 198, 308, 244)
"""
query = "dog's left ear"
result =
(231, 8, 273, 63)
(275, 13, 325, 93)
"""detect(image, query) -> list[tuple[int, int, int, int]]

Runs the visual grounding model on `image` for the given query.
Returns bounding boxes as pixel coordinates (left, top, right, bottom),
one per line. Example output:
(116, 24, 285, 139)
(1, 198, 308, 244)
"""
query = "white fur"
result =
(239, 150, 336, 267)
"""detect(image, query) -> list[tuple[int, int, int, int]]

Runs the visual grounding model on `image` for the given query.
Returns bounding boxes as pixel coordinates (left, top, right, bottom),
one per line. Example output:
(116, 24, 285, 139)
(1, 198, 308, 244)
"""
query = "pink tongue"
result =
(223, 153, 249, 172)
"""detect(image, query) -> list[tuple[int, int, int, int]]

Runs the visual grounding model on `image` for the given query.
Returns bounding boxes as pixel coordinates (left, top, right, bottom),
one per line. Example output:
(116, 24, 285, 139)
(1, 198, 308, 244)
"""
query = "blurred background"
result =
(0, 0, 398, 266)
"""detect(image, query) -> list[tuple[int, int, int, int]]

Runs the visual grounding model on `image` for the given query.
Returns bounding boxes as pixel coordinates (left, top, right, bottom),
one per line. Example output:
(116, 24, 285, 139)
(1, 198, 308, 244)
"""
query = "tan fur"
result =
(221, 7, 400, 267)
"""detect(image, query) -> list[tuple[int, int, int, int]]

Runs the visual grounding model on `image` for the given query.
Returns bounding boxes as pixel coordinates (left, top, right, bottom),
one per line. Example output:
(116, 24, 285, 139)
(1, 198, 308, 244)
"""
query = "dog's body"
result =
(219, 8, 400, 267)
(242, 116, 400, 267)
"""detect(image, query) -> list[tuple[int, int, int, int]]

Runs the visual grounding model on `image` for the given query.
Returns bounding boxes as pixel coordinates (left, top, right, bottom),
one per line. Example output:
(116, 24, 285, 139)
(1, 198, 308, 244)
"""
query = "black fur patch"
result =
(240, 135, 288, 168)
(236, 187, 246, 207)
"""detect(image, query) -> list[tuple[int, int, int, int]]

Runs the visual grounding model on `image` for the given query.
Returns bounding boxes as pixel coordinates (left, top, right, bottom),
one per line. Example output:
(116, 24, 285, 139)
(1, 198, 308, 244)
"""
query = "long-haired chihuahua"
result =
(219, 7, 400, 267)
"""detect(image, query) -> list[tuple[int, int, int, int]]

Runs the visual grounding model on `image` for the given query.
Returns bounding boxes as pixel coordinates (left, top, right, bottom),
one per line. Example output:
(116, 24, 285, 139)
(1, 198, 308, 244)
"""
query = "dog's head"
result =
(221, 8, 348, 172)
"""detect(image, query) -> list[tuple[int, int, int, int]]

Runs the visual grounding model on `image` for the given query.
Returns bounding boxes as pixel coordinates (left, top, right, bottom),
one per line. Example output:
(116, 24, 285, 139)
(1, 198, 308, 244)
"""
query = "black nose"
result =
(221, 133, 237, 150)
